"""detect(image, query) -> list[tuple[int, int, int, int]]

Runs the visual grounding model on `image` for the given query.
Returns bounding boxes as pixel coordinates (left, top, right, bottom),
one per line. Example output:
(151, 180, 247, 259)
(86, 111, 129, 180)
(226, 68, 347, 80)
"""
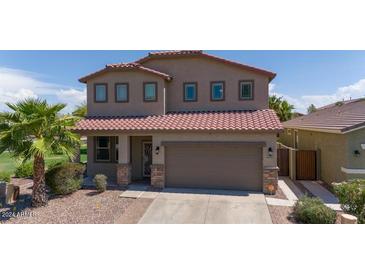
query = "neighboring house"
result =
(280, 99, 365, 184)
(75, 50, 282, 193)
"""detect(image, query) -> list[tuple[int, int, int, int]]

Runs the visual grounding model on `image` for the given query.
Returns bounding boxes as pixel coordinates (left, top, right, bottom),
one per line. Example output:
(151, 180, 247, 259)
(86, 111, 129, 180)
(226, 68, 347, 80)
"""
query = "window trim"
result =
(143, 82, 158, 102)
(210, 81, 225, 101)
(94, 136, 111, 162)
(238, 80, 254, 101)
(94, 83, 108, 103)
(183, 82, 198, 102)
(114, 82, 129, 103)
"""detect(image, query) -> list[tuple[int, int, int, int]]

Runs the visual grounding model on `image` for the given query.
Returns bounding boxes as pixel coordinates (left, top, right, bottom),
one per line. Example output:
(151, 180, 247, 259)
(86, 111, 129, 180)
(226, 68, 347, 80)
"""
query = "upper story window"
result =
(115, 83, 129, 102)
(239, 80, 254, 100)
(144, 82, 157, 102)
(95, 136, 110, 161)
(210, 81, 225, 101)
(184, 82, 197, 102)
(94, 83, 107, 102)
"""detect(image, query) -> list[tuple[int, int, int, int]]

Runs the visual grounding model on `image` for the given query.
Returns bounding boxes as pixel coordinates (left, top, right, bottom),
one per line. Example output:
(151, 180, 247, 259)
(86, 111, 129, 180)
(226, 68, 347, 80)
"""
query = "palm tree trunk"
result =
(32, 154, 48, 207)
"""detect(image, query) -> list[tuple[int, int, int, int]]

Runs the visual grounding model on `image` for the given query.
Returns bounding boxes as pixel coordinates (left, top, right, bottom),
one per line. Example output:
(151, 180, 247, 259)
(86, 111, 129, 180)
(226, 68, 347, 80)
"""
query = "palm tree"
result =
(269, 95, 294, 122)
(72, 102, 87, 118)
(0, 98, 80, 207)
(307, 104, 317, 114)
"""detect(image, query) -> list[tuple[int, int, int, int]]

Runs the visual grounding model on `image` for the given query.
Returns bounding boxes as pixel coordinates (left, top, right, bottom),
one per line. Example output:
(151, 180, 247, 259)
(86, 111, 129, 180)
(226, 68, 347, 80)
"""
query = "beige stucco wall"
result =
(87, 137, 117, 181)
(152, 132, 277, 168)
(86, 132, 277, 182)
(142, 56, 269, 112)
(86, 71, 166, 116)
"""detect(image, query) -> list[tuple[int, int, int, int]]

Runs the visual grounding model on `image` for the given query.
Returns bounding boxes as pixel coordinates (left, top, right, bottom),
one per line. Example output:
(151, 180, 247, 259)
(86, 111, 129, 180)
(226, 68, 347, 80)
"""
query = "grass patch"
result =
(0, 145, 87, 175)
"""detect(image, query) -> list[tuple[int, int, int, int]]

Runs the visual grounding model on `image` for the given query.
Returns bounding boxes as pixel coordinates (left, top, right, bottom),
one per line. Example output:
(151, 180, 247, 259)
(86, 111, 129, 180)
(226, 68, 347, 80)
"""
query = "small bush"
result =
(14, 161, 33, 178)
(45, 162, 85, 195)
(294, 196, 336, 224)
(0, 171, 11, 183)
(333, 180, 365, 223)
(93, 174, 108, 192)
(46, 160, 65, 171)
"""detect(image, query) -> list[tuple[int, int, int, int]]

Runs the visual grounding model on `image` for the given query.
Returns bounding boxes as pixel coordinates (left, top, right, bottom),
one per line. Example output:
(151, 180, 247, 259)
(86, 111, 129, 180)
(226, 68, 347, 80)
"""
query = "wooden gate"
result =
(277, 148, 289, 176)
(296, 150, 316, 180)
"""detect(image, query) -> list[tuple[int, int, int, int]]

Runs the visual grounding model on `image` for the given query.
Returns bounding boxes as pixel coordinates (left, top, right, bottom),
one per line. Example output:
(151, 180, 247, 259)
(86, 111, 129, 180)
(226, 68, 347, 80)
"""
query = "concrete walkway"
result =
(265, 178, 303, 207)
(298, 181, 341, 211)
(138, 188, 272, 224)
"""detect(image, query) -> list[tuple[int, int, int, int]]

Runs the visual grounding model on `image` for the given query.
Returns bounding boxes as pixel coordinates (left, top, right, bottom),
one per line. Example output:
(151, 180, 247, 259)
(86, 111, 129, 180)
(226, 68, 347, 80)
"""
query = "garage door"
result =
(165, 143, 262, 191)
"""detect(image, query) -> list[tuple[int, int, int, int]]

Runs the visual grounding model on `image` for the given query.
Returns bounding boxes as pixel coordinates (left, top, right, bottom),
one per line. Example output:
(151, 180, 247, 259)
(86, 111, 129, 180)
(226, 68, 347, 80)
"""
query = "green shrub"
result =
(46, 160, 66, 171)
(14, 161, 33, 178)
(93, 174, 108, 192)
(333, 180, 365, 223)
(0, 171, 11, 183)
(293, 196, 336, 224)
(45, 162, 85, 195)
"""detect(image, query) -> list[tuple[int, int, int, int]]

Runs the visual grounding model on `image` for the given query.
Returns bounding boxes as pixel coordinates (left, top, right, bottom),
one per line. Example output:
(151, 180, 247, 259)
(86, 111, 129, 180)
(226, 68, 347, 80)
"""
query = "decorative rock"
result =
(117, 163, 132, 186)
(263, 167, 279, 195)
(151, 164, 165, 188)
(340, 213, 357, 224)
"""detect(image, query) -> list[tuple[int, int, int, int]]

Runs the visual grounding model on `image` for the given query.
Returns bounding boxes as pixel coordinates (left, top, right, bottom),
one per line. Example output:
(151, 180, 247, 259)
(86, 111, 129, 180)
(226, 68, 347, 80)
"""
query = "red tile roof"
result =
(283, 98, 365, 133)
(74, 110, 283, 132)
(79, 62, 172, 83)
(136, 50, 276, 81)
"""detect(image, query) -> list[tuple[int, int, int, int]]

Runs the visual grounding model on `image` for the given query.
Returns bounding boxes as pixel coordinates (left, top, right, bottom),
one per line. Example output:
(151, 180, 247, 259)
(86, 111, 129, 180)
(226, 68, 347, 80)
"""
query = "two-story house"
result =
(75, 51, 283, 194)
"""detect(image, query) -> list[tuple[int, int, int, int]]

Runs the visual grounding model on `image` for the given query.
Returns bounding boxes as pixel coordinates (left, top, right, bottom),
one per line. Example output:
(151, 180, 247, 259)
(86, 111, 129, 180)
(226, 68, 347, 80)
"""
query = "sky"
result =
(1, 50, 365, 114)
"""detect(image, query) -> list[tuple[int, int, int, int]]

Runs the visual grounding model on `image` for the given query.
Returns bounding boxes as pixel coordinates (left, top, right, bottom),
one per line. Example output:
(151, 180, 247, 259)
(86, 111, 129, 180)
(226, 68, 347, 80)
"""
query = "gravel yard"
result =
(0, 182, 152, 224)
(268, 205, 297, 224)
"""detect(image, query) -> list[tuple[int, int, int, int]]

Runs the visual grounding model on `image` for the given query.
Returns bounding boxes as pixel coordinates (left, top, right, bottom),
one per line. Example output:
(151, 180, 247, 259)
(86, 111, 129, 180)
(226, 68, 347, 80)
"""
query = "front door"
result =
(142, 141, 152, 177)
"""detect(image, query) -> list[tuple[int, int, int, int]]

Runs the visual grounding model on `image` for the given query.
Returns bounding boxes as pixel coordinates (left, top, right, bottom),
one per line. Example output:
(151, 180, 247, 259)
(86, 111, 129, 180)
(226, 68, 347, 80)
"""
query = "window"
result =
(144, 82, 157, 102)
(210, 81, 225, 101)
(115, 83, 129, 102)
(95, 136, 110, 161)
(184, 82, 197, 102)
(239, 80, 254, 100)
(94, 84, 107, 102)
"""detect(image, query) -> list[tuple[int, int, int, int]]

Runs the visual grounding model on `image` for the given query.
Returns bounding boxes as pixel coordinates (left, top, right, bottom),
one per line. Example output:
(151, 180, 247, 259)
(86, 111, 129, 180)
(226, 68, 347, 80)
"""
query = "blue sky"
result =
(1, 50, 365, 113)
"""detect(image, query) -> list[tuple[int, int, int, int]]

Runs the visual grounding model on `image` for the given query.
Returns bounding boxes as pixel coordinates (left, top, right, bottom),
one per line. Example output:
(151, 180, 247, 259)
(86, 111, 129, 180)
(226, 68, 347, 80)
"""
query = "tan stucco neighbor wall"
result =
(280, 129, 348, 184)
(345, 128, 365, 180)
(86, 71, 166, 117)
(142, 56, 269, 112)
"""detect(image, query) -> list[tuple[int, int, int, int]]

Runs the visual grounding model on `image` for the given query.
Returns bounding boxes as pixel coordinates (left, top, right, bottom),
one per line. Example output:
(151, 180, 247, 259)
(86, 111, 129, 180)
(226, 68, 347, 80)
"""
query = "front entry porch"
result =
(116, 135, 155, 186)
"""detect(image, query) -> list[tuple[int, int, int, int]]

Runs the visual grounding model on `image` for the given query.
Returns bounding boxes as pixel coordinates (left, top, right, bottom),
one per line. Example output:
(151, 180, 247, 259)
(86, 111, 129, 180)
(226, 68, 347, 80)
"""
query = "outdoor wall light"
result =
(268, 147, 273, 157)
(155, 146, 160, 155)
(354, 150, 360, 157)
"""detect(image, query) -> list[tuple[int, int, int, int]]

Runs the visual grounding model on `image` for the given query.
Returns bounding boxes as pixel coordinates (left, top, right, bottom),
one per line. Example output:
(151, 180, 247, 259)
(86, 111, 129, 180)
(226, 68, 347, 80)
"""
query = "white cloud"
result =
(0, 67, 85, 113)
(56, 88, 86, 113)
(270, 78, 365, 114)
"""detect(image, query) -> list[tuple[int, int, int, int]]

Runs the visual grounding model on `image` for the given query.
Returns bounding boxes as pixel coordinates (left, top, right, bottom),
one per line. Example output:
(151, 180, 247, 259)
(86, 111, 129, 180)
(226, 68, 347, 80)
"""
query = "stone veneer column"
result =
(263, 167, 279, 194)
(117, 163, 132, 186)
(151, 164, 165, 189)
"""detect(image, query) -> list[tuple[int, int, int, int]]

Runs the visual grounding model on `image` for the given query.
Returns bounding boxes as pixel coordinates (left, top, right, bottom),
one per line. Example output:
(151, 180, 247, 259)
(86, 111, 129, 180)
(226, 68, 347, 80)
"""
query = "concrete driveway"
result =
(138, 188, 272, 224)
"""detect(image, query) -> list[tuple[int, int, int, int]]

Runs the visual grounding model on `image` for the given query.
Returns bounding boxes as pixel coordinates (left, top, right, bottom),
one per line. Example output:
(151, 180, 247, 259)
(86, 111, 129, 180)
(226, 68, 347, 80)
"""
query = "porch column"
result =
(117, 135, 131, 186)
